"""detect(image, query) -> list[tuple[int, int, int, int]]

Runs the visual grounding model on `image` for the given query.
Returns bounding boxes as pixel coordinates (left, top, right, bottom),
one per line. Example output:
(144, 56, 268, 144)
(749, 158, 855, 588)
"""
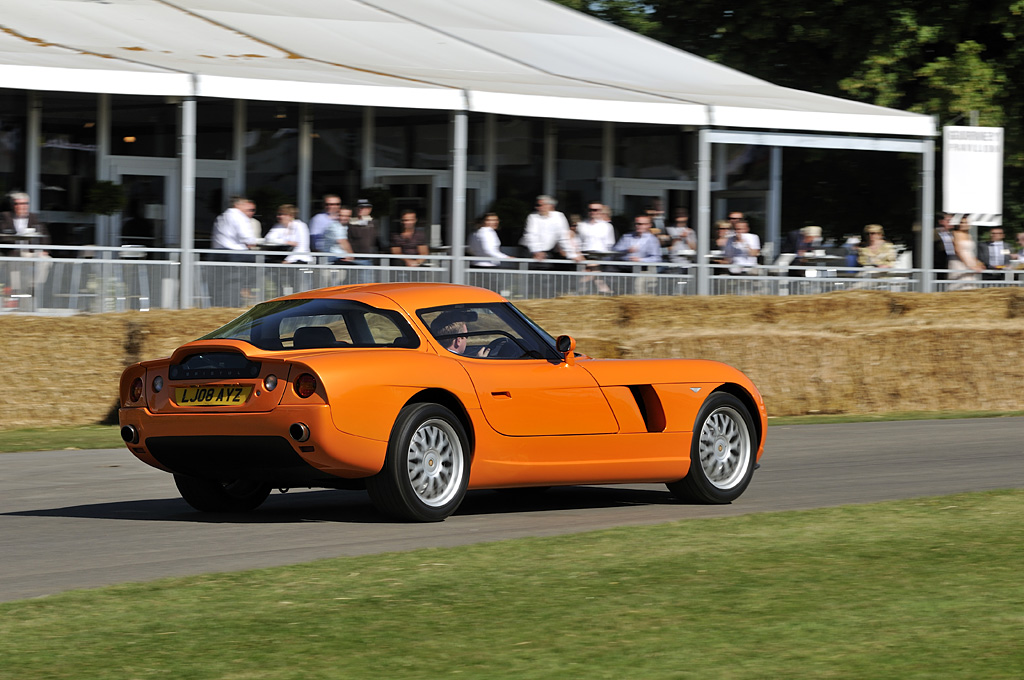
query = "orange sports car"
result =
(119, 283, 766, 521)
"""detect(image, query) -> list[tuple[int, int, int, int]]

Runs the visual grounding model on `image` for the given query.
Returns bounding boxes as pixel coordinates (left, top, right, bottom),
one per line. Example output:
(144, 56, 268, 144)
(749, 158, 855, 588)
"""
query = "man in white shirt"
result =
(212, 197, 258, 251)
(520, 195, 570, 264)
(576, 201, 616, 254)
(210, 196, 257, 307)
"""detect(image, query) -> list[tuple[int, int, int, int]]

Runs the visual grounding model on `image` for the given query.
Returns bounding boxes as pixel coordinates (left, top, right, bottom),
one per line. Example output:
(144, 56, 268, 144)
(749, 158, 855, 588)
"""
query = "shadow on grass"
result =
(2, 485, 680, 524)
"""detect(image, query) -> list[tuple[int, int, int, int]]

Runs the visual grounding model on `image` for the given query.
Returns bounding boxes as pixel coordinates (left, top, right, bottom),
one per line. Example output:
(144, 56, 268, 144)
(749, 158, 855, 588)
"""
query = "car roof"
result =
(271, 282, 508, 310)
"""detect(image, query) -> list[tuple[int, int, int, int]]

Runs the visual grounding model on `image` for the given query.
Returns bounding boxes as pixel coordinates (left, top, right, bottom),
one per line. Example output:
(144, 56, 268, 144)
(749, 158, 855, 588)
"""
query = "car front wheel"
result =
(367, 403, 470, 522)
(173, 474, 272, 512)
(667, 392, 756, 504)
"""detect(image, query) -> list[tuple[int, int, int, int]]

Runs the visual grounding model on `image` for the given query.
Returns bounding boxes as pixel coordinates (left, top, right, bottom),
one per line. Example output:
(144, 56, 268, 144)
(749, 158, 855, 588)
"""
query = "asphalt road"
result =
(2, 418, 1022, 602)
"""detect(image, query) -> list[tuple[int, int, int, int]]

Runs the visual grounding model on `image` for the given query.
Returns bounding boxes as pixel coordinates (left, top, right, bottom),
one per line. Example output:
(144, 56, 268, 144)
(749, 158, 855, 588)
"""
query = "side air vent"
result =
(628, 385, 667, 433)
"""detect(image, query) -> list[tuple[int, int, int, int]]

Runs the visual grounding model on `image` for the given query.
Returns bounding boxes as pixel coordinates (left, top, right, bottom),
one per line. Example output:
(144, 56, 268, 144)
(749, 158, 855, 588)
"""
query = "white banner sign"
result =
(943, 126, 1003, 223)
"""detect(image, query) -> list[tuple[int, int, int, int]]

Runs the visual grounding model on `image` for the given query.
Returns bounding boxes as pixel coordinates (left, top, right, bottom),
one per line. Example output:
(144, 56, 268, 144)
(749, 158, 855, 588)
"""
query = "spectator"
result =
(724, 219, 760, 274)
(978, 226, 1011, 280)
(1, 191, 51, 299)
(1013, 232, 1024, 280)
(212, 196, 258, 252)
(520, 194, 571, 264)
(210, 196, 257, 307)
(1, 191, 50, 247)
(857, 224, 897, 269)
(349, 198, 379, 282)
(325, 204, 354, 263)
(949, 218, 984, 288)
(934, 212, 958, 279)
(712, 220, 732, 264)
(576, 201, 616, 255)
(264, 204, 312, 264)
(667, 208, 696, 264)
(564, 215, 584, 263)
(307, 194, 343, 252)
(390, 209, 429, 267)
(468, 212, 512, 268)
(789, 225, 823, 276)
(613, 214, 662, 264)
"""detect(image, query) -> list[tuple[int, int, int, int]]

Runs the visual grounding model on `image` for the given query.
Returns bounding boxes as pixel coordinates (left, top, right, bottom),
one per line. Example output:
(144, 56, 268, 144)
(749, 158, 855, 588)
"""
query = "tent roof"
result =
(0, 0, 936, 137)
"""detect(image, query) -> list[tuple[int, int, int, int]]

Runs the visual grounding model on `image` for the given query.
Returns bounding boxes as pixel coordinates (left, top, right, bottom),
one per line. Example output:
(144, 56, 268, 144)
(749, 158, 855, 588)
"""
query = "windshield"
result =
(200, 299, 420, 351)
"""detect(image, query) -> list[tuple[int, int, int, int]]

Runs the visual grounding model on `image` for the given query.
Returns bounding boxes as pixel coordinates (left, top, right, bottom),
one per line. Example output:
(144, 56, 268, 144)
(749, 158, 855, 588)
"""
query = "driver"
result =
(429, 310, 495, 357)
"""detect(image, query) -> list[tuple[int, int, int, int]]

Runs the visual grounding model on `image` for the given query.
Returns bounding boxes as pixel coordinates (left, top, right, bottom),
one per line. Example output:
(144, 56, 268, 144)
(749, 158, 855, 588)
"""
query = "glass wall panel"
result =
(310, 104, 362, 215)
(246, 101, 299, 231)
(197, 98, 234, 160)
(0, 89, 27, 203)
(494, 116, 543, 245)
(615, 124, 690, 180)
(556, 120, 602, 218)
(467, 113, 485, 172)
(111, 95, 177, 157)
(40, 93, 96, 214)
(374, 108, 448, 170)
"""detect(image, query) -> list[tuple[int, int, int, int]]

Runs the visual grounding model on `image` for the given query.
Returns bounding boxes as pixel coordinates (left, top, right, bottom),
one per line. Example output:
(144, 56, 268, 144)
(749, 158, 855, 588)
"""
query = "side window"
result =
(280, 315, 353, 349)
(420, 304, 551, 359)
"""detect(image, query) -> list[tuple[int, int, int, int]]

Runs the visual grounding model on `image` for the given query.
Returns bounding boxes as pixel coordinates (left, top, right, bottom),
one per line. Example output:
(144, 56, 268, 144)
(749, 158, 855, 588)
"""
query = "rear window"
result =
(200, 299, 421, 351)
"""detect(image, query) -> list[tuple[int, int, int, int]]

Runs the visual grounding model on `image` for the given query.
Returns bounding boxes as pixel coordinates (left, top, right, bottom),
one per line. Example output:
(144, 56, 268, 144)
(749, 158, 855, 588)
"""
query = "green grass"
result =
(1, 490, 1022, 679)
(0, 425, 123, 453)
(4, 410, 1024, 452)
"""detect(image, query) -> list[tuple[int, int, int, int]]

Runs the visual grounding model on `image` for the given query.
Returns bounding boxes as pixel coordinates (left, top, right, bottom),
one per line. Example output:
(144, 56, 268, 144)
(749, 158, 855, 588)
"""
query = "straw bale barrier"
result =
(3, 288, 1024, 430)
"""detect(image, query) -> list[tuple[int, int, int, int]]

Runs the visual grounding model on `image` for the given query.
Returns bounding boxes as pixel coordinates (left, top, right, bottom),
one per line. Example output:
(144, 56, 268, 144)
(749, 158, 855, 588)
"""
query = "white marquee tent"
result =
(0, 0, 939, 294)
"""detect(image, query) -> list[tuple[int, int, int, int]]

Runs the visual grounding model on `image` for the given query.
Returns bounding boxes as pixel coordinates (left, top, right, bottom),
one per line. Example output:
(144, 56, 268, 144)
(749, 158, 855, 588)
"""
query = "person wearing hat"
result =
(348, 198, 379, 282)
(858, 224, 897, 269)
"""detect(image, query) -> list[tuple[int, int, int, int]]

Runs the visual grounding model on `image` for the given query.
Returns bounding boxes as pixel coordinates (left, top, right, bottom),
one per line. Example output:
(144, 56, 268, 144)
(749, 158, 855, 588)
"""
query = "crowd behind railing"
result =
(3, 191, 1024, 315)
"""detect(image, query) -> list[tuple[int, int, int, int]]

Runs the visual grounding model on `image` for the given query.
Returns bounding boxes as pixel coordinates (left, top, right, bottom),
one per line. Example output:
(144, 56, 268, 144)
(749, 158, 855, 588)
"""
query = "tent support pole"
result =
(920, 137, 936, 293)
(180, 94, 196, 309)
(451, 108, 468, 285)
(696, 127, 712, 296)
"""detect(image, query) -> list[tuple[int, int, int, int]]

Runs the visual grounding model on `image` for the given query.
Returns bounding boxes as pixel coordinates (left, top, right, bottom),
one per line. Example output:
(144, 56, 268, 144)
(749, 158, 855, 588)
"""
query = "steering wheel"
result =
(483, 337, 511, 358)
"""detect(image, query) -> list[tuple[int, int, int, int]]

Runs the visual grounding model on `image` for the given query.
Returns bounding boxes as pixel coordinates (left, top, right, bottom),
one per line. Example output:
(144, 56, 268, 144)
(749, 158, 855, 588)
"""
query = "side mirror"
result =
(555, 335, 576, 366)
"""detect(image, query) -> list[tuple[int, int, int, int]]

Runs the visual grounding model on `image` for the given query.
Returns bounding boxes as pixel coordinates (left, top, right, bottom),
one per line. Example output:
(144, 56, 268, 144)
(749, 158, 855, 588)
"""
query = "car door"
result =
(462, 358, 619, 436)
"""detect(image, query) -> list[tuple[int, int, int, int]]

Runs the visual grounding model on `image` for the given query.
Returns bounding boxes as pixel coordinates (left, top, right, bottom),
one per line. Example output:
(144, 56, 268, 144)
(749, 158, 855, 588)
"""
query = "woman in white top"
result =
(469, 213, 511, 267)
(264, 204, 312, 264)
(949, 219, 984, 288)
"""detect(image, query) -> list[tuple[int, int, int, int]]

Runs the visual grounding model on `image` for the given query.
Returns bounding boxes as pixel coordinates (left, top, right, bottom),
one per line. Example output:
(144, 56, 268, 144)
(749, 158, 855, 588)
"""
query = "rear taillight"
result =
(130, 377, 144, 403)
(294, 373, 317, 399)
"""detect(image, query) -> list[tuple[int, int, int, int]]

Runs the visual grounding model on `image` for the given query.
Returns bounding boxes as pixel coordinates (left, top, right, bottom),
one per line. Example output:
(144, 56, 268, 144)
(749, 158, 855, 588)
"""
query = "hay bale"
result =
(3, 290, 1024, 429)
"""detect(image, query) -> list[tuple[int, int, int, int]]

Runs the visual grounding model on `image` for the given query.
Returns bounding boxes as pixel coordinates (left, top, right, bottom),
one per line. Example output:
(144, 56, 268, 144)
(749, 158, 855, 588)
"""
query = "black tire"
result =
(667, 392, 756, 504)
(367, 403, 470, 522)
(173, 474, 272, 513)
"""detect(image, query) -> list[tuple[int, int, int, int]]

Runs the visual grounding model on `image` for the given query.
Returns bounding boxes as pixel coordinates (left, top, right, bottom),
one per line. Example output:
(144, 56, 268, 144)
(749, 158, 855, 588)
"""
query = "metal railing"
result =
(2, 244, 1022, 315)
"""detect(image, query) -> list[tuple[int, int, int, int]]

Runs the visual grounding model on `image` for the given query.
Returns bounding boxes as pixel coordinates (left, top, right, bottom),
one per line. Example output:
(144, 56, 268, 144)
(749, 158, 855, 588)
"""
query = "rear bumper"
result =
(119, 404, 388, 482)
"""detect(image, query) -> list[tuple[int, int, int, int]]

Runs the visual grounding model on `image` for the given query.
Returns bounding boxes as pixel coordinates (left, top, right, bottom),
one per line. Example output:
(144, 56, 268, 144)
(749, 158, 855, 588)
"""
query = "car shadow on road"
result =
(2, 485, 681, 524)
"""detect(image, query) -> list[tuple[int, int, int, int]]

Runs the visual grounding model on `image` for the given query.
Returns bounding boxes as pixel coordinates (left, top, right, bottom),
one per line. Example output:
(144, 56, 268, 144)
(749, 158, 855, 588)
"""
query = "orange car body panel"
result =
(119, 283, 766, 489)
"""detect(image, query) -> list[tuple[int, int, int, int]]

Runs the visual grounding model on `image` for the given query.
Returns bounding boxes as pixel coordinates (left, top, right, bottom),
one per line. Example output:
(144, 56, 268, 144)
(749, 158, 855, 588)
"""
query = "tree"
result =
(555, 0, 1024, 233)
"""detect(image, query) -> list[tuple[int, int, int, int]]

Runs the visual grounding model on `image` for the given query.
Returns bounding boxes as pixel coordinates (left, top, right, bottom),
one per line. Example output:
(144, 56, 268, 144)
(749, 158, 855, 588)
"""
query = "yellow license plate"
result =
(174, 385, 253, 406)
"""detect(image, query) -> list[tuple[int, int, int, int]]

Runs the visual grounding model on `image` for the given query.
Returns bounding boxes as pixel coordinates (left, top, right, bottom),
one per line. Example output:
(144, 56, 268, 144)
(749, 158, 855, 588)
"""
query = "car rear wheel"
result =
(367, 403, 469, 522)
(667, 392, 756, 504)
(173, 474, 272, 513)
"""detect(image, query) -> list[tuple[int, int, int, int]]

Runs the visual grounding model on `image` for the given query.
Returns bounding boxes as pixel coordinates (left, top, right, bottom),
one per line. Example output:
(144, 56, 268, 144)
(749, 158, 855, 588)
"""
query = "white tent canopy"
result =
(1, 0, 935, 136)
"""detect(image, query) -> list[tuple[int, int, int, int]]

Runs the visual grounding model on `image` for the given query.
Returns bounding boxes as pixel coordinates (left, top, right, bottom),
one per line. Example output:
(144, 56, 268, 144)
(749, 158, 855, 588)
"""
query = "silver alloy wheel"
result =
(697, 406, 751, 490)
(406, 417, 464, 507)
